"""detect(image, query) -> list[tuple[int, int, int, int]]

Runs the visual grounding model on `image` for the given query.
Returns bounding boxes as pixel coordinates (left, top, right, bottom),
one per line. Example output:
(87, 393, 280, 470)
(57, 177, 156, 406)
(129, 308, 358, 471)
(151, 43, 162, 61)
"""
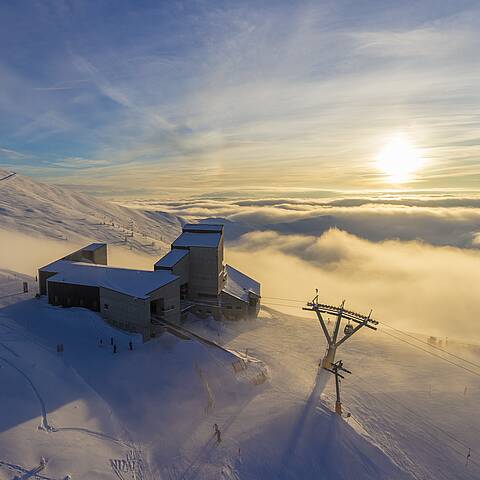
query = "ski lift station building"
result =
(38, 224, 260, 340)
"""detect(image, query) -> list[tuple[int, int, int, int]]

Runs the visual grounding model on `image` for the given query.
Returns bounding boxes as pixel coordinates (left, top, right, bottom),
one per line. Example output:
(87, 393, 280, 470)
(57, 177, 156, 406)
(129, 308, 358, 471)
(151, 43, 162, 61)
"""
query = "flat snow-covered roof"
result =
(172, 231, 221, 248)
(182, 223, 224, 234)
(40, 259, 73, 272)
(154, 249, 189, 268)
(82, 243, 106, 252)
(222, 264, 260, 302)
(46, 262, 177, 299)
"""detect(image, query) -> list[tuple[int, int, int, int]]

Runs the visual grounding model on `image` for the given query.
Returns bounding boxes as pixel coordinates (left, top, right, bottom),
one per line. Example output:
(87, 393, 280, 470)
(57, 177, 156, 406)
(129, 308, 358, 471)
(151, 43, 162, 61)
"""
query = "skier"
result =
(129, 341, 133, 351)
(214, 423, 221, 444)
(113, 344, 117, 354)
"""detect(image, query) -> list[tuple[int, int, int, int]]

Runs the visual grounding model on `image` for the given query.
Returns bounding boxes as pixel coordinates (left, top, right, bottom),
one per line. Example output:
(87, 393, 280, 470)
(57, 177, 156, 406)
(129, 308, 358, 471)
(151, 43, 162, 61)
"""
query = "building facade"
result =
(155, 224, 260, 320)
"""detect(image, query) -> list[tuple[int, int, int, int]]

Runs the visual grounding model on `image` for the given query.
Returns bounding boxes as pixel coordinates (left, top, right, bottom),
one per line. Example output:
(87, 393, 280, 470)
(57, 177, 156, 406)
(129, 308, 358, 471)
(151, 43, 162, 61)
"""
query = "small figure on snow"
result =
(129, 341, 133, 351)
(213, 423, 221, 444)
(113, 344, 117, 354)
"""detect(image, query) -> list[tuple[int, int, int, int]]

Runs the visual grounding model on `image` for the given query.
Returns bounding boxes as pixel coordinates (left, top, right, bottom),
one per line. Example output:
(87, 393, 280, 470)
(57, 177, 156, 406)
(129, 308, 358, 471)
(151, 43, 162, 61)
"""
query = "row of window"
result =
(53, 296, 97, 309)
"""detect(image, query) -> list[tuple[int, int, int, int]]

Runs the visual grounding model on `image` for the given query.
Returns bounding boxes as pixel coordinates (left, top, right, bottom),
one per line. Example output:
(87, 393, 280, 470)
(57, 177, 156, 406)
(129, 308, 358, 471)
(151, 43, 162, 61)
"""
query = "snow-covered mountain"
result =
(0, 169, 183, 257)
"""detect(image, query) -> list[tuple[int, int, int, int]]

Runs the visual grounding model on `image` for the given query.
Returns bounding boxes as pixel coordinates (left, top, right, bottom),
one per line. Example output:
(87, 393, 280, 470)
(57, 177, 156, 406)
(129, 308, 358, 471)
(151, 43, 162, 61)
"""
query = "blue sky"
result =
(1, 0, 479, 197)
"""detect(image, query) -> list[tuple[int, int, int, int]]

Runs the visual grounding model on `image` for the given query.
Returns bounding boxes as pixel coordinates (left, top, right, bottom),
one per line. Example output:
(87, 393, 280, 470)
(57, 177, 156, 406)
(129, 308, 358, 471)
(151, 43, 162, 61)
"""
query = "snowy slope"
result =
(2, 259, 478, 479)
(185, 308, 480, 480)
(0, 280, 418, 480)
(0, 295, 264, 480)
(0, 168, 183, 256)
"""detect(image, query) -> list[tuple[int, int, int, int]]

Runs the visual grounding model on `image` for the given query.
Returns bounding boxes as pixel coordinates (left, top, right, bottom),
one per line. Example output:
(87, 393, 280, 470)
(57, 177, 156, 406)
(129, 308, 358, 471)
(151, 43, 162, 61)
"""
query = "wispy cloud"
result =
(1, 1, 479, 195)
(0, 147, 29, 160)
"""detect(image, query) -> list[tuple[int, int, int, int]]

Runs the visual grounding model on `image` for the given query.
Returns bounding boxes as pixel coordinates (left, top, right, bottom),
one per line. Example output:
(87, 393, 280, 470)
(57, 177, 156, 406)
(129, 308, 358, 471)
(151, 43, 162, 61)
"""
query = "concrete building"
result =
(39, 224, 260, 341)
(155, 224, 260, 320)
(39, 244, 179, 340)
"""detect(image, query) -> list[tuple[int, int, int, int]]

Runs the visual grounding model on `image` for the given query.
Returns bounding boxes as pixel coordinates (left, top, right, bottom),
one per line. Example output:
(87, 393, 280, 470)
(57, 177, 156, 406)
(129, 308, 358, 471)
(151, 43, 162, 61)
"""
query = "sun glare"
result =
(376, 135, 423, 183)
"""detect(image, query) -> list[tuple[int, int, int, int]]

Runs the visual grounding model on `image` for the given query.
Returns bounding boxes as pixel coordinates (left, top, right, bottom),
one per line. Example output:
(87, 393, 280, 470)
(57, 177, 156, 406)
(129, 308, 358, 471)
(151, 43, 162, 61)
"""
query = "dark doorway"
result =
(150, 301, 157, 314)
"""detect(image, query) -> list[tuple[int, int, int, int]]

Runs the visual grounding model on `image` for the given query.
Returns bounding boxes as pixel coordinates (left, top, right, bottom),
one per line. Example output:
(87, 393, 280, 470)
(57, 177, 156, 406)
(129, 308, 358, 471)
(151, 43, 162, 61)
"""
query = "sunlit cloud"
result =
(227, 228, 480, 340)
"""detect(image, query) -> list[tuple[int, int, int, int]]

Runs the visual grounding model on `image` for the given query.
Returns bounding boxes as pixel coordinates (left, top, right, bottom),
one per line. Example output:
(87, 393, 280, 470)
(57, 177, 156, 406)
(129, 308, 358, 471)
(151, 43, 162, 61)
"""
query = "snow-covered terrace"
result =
(223, 264, 260, 302)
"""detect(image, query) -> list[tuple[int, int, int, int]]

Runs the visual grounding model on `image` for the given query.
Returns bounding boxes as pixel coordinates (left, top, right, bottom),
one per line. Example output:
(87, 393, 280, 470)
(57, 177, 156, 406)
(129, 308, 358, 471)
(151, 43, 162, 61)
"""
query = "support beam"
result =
(332, 300, 345, 344)
(314, 310, 332, 345)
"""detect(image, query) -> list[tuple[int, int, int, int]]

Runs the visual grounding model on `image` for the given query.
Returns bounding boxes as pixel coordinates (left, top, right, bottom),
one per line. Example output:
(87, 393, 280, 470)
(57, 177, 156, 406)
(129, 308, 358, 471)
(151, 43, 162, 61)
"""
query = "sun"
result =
(376, 134, 423, 183)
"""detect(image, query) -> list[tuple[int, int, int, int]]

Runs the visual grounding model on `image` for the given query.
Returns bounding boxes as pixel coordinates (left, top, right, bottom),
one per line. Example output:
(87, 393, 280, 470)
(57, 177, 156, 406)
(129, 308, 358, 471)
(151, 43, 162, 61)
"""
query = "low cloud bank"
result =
(131, 194, 480, 249)
(227, 229, 480, 341)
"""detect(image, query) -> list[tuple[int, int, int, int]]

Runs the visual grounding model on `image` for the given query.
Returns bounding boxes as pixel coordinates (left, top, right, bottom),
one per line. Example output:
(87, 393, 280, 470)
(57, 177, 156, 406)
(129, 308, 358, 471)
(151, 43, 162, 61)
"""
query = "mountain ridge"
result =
(0, 168, 183, 257)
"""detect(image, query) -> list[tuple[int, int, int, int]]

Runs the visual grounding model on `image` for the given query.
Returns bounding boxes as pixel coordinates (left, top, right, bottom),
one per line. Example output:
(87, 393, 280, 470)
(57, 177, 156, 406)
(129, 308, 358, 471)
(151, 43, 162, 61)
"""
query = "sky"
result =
(0, 0, 479, 198)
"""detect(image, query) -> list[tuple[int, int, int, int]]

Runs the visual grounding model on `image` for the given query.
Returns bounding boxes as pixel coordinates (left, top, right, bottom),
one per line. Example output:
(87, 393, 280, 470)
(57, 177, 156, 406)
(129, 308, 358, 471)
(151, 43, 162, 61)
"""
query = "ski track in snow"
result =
(0, 341, 20, 357)
(0, 354, 52, 431)
(0, 459, 55, 480)
(0, 333, 153, 480)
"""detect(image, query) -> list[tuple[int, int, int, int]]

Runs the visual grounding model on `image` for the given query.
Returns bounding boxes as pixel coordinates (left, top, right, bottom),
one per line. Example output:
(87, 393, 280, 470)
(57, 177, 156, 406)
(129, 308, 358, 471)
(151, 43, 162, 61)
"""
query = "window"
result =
(198, 293, 217, 298)
(104, 304, 109, 310)
(236, 306, 242, 310)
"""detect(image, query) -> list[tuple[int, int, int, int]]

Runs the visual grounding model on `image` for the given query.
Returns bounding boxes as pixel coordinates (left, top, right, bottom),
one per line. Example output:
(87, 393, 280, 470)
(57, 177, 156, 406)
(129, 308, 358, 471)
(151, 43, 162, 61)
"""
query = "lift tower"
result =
(325, 360, 351, 415)
(303, 291, 378, 369)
